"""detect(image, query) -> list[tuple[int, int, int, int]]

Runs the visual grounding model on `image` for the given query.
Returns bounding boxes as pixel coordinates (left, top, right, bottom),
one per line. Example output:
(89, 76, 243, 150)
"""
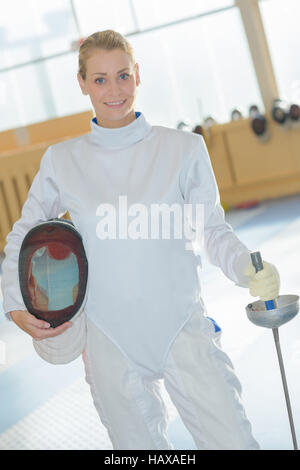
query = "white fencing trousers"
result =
(82, 310, 260, 450)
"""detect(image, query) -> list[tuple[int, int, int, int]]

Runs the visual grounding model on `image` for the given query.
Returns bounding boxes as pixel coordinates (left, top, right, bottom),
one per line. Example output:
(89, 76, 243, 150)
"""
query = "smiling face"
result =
(77, 48, 140, 128)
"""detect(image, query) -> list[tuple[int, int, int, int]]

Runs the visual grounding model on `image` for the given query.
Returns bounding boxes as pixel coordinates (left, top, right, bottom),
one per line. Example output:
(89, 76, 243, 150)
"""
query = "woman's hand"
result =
(10, 310, 72, 341)
(244, 261, 280, 301)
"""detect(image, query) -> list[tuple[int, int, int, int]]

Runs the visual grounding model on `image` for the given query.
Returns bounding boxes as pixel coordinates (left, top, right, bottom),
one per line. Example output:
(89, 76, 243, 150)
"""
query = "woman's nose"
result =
(107, 80, 122, 96)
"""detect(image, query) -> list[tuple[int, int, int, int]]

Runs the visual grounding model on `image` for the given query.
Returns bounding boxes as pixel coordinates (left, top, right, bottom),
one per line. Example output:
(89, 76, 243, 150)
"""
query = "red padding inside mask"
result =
(47, 242, 72, 260)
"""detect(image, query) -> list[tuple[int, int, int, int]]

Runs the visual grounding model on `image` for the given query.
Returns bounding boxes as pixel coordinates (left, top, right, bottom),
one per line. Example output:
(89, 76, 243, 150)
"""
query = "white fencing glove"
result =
(244, 260, 280, 301)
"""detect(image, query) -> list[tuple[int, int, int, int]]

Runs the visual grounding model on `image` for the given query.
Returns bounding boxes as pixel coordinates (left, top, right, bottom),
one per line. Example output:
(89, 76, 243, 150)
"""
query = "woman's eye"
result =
(95, 74, 129, 84)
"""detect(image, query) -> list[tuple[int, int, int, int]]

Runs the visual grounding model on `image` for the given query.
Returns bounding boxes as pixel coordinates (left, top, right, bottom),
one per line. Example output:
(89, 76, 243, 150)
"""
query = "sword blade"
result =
(272, 327, 298, 450)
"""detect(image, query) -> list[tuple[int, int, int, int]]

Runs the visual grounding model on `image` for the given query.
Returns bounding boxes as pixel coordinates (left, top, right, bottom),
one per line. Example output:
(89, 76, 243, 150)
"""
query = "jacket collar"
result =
(89, 112, 152, 149)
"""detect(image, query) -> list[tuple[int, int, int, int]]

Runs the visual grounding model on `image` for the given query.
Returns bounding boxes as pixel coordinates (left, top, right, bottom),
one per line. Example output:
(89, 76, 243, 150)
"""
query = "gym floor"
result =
(0, 193, 300, 450)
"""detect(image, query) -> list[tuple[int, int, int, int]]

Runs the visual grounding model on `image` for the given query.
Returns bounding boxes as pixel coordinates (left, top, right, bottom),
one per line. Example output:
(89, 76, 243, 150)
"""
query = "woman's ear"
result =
(77, 72, 89, 95)
(135, 63, 141, 86)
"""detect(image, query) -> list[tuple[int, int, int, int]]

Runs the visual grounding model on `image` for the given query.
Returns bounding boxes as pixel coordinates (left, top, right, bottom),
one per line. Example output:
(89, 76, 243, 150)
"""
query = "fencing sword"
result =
(245, 251, 299, 450)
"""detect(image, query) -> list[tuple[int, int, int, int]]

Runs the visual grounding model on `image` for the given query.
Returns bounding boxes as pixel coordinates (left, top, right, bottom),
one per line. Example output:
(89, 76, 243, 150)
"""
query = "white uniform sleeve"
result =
(180, 135, 251, 287)
(1, 146, 65, 321)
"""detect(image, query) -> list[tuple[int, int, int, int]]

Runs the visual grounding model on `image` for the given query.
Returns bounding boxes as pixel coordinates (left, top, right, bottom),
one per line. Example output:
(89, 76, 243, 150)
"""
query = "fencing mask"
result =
(18, 218, 88, 364)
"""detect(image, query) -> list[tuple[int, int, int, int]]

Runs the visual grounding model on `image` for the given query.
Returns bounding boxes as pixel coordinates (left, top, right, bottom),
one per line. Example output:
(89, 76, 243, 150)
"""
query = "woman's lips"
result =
(104, 99, 127, 108)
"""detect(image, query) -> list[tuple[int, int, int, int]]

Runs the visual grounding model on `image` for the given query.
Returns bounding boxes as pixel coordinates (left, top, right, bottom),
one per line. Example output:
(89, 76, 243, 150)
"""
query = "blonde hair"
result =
(78, 30, 135, 80)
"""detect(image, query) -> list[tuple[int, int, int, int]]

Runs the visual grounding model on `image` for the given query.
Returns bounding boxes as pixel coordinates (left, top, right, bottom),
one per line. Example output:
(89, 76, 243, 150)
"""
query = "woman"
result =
(1, 30, 280, 450)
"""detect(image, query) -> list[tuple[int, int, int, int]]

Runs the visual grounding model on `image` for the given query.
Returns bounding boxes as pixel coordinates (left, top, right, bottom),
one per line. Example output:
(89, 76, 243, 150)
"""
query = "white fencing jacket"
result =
(1, 112, 251, 375)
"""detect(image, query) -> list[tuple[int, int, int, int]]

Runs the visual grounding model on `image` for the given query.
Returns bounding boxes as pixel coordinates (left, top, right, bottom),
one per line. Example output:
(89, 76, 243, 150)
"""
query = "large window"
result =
(0, 0, 79, 130)
(131, 0, 234, 30)
(72, 0, 135, 37)
(132, 7, 263, 127)
(0, 1, 264, 131)
(259, 0, 300, 103)
(0, 0, 76, 68)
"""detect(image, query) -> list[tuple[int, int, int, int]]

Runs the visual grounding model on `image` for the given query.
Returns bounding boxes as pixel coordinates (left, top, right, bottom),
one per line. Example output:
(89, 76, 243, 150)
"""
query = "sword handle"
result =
(250, 251, 276, 310)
